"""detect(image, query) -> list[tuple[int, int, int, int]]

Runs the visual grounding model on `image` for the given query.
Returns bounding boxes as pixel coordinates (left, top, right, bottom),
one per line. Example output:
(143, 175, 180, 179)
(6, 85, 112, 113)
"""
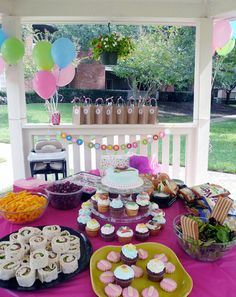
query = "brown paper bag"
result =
(83, 97, 94, 125)
(105, 97, 116, 124)
(116, 97, 127, 124)
(94, 98, 104, 125)
(72, 97, 84, 125)
(138, 98, 149, 124)
(127, 97, 138, 124)
(147, 98, 158, 124)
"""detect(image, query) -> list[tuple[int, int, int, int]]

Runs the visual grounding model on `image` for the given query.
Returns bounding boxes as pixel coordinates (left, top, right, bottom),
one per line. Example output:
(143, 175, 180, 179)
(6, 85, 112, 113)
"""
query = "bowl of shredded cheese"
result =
(0, 191, 49, 224)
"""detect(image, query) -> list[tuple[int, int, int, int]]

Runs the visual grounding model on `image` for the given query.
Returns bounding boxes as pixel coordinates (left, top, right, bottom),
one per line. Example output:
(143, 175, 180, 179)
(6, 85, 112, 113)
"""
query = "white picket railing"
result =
(22, 123, 197, 186)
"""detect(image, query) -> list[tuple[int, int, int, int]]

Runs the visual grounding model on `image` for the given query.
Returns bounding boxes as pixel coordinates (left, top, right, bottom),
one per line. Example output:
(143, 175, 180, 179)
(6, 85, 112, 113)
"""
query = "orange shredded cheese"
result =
(0, 191, 47, 223)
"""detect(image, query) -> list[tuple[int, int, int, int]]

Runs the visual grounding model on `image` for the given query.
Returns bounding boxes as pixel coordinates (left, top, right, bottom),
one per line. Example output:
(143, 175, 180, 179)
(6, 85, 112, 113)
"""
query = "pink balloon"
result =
(52, 64, 75, 87)
(0, 57, 5, 75)
(213, 20, 232, 49)
(33, 70, 56, 100)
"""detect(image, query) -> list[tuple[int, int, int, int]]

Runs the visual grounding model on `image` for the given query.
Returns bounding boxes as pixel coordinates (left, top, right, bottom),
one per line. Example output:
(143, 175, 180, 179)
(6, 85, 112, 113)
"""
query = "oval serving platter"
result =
(0, 226, 93, 291)
(90, 242, 193, 297)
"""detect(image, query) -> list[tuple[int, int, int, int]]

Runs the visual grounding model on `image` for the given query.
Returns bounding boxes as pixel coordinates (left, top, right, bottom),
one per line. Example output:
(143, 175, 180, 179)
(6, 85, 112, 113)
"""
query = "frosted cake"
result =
(101, 167, 143, 189)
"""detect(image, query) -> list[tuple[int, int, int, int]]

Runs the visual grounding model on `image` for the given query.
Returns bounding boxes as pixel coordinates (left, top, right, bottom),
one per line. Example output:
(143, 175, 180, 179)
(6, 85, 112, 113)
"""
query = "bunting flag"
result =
(59, 131, 166, 152)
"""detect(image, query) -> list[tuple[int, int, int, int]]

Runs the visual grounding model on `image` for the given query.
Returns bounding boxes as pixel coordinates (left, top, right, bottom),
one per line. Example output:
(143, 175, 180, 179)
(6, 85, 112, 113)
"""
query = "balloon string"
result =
(55, 90, 58, 111)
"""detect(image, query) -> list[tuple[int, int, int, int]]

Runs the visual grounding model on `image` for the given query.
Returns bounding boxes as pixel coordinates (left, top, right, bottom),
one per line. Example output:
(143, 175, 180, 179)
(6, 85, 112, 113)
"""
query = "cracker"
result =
(210, 196, 233, 224)
(180, 215, 199, 241)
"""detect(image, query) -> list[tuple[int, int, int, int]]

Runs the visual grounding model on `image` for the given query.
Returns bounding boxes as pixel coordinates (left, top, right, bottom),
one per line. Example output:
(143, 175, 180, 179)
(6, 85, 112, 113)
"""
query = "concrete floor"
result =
(0, 142, 235, 199)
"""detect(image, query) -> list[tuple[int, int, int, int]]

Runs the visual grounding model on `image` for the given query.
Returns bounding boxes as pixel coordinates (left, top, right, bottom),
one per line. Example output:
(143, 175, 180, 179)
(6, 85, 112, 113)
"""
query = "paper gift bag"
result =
(138, 98, 149, 124)
(83, 97, 94, 125)
(116, 97, 127, 124)
(105, 97, 116, 124)
(127, 97, 138, 124)
(72, 97, 84, 125)
(147, 98, 158, 124)
(94, 98, 105, 125)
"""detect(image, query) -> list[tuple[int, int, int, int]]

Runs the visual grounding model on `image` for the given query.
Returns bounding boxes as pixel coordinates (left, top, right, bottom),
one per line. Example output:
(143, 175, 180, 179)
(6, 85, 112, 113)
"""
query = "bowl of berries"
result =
(45, 181, 83, 210)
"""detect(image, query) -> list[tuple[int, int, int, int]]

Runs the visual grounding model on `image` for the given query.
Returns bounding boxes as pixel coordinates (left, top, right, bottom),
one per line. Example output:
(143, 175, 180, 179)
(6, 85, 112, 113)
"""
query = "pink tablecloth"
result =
(0, 201, 235, 297)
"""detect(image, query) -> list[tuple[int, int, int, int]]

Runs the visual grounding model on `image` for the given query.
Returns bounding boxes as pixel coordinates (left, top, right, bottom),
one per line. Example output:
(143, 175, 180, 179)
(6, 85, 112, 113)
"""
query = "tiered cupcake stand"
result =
(71, 172, 153, 224)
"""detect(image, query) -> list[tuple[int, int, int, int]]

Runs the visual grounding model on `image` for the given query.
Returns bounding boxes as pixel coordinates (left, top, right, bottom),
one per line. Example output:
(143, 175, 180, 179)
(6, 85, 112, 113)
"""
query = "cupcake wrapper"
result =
(135, 231, 150, 242)
(100, 232, 116, 242)
(125, 209, 138, 217)
(147, 274, 164, 282)
(78, 223, 86, 231)
(147, 267, 165, 282)
(138, 206, 149, 213)
(117, 236, 132, 244)
(115, 277, 133, 288)
(110, 208, 124, 218)
(120, 252, 138, 266)
(86, 228, 99, 237)
(98, 205, 109, 213)
(149, 229, 161, 236)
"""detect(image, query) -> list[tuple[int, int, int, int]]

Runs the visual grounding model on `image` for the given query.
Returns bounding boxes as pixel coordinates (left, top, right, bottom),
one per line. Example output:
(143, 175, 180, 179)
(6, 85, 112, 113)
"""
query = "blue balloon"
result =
(51, 37, 76, 69)
(0, 29, 8, 47)
(230, 21, 236, 40)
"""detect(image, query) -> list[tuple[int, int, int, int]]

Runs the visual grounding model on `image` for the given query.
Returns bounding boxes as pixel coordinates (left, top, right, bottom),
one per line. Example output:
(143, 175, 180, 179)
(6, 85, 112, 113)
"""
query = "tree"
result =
(22, 24, 140, 81)
(213, 47, 236, 104)
(52, 24, 140, 51)
(113, 26, 195, 98)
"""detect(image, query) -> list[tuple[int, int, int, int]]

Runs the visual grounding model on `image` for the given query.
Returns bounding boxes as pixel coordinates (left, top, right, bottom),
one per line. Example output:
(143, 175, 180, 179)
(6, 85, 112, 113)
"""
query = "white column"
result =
(2, 16, 27, 180)
(192, 18, 213, 185)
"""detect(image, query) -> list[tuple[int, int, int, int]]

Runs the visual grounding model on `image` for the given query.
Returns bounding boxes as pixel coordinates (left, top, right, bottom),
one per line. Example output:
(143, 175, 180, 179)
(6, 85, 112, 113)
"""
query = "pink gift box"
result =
(13, 178, 50, 194)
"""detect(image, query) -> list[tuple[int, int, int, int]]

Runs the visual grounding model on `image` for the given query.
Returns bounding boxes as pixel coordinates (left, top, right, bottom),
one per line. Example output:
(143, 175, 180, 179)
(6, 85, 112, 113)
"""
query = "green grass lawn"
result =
(0, 103, 235, 173)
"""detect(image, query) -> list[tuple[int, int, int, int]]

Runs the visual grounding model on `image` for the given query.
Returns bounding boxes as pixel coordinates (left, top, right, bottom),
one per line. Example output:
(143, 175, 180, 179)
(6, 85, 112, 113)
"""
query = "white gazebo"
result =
(1, 0, 236, 186)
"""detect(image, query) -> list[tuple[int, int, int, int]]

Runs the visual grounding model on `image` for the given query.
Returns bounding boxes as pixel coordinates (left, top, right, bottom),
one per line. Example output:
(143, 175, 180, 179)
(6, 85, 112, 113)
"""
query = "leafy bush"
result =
(0, 89, 193, 104)
(159, 91, 193, 102)
(26, 88, 129, 104)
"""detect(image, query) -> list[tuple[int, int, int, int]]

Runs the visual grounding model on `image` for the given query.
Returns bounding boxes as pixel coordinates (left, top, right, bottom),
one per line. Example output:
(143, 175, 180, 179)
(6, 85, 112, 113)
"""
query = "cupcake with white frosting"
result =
(100, 224, 116, 242)
(135, 223, 150, 241)
(125, 202, 139, 217)
(110, 199, 124, 218)
(114, 264, 135, 288)
(136, 197, 150, 213)
(85, 219, 100, 237)
(120, 244, 138, 265)
(153, 214, 166, 229)
(146, 259, 166, 282)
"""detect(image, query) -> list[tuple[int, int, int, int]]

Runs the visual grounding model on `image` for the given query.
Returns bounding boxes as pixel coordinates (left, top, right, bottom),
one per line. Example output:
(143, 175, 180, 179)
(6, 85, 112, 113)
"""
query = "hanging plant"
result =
(90, 30, 134, 65)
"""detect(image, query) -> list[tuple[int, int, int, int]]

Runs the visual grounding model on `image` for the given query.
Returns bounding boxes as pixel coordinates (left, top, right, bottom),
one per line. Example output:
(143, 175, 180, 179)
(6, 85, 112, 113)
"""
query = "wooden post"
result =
(192, 18, 213, 185)
(2, 16, 27, 180)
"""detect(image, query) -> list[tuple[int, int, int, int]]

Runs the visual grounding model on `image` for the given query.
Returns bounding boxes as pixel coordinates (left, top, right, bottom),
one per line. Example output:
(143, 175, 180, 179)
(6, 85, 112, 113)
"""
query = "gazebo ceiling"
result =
(0, 0, 235, 23)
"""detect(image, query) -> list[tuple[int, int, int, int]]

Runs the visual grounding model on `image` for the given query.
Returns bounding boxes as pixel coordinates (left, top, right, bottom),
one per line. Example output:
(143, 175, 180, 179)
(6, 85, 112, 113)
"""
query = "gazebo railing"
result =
(22, 123, 197, 185)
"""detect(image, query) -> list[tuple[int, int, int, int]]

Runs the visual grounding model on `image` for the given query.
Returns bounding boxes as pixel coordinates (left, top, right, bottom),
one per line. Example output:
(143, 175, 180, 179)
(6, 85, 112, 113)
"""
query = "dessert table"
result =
(0, 200, 235, 297)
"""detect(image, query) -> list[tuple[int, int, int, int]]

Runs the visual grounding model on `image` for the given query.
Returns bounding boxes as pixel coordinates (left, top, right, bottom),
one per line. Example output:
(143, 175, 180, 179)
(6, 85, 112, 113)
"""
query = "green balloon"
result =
(1, 37, 25, 65)
(33, 40, 54, 70)
(216, 39, 235, 56)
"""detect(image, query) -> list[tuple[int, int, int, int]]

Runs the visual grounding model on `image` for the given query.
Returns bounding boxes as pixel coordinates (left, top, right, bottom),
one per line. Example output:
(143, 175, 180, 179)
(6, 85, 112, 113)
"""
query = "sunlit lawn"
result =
(0, 103, 235, 173)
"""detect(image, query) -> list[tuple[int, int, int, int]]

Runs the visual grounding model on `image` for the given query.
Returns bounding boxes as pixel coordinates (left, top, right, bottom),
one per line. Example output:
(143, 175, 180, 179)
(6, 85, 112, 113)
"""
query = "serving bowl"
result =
(173, 214, 236, 261)
(45, 181, 83, 210)
(0, 192, 49, 224)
